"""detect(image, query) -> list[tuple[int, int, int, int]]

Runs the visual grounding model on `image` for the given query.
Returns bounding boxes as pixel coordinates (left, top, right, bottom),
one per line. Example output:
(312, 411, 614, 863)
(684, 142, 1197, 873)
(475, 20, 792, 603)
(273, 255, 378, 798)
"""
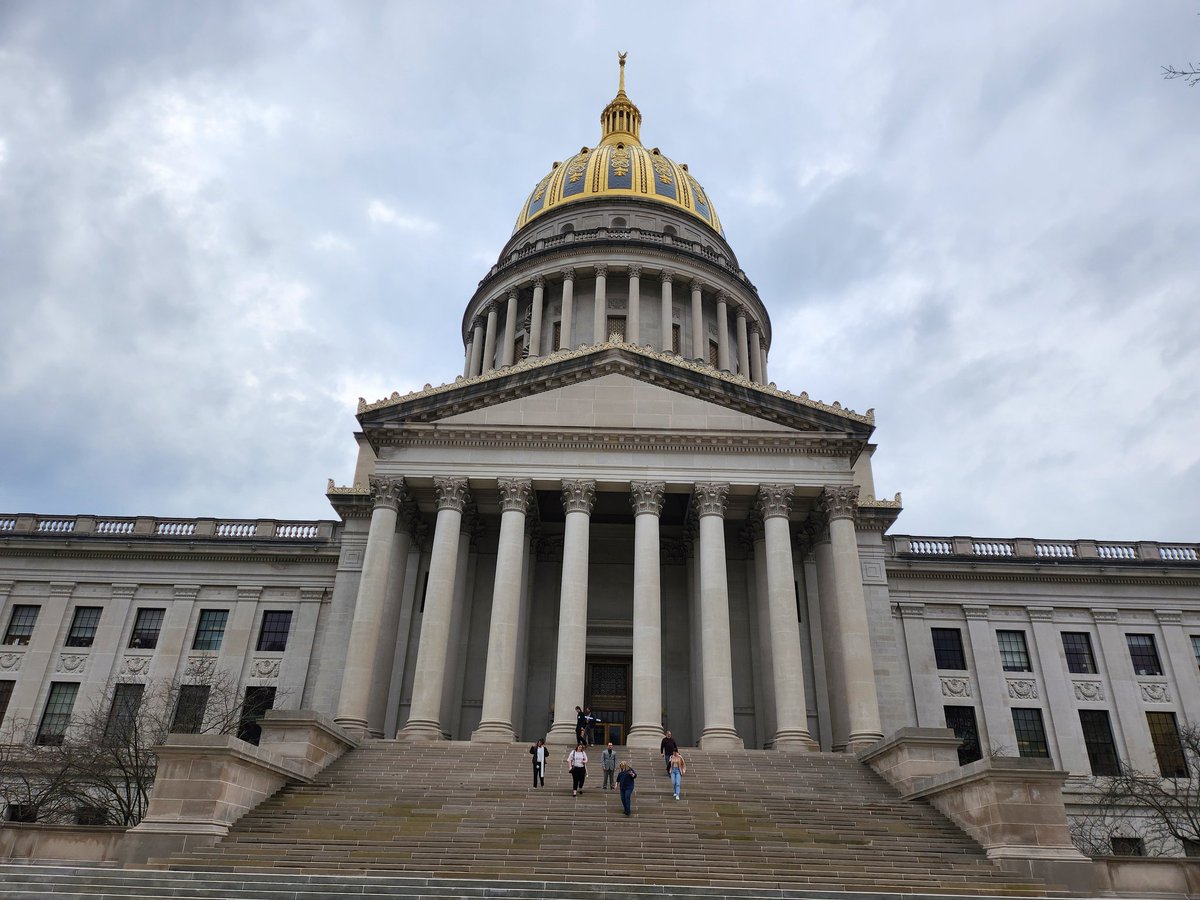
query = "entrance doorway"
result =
(585, 657, 630, 745)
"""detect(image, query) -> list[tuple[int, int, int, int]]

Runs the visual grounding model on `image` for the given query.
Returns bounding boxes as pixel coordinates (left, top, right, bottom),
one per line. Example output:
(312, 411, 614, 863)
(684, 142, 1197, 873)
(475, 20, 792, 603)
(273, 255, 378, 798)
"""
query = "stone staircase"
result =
(123, 741, 1057, 897)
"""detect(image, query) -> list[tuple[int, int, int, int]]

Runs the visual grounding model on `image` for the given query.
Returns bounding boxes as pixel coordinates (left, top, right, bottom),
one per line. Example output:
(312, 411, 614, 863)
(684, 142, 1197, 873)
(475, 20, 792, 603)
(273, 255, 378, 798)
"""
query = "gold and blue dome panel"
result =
(514, 142, 723, 236)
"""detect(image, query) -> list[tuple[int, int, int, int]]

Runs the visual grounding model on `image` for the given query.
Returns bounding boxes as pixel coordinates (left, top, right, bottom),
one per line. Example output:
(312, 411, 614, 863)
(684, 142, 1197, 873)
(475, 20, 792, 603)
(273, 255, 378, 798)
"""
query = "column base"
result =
(699, 726, 744, 750)
(546, 721, 579, 746)
(396, 718, 446, 742)
(333, 716, 368, 742)
(845, 731, 885, 754)
(626, 723, 665, 748)
(471, 720, 515, 743)
(771, 729, 820, 752)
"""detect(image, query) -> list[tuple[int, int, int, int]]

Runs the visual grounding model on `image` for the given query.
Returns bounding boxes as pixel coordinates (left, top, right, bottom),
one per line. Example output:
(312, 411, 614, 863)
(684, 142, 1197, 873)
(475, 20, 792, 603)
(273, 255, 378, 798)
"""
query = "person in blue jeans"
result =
(668, 749, 686, 800)
(616, 761, 637, 816)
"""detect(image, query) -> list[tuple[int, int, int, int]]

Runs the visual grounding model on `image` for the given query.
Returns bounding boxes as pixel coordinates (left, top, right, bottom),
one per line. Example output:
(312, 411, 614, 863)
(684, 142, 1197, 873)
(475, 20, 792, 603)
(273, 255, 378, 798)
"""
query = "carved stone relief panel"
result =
(1073, 681, 1105, 702)
(1006, 679, 1039, 700)
(940, 676, 971, 698)
(251, 658, 281, 679)
(1140, 682, 1171, 703)
(57, 654, 88, 674)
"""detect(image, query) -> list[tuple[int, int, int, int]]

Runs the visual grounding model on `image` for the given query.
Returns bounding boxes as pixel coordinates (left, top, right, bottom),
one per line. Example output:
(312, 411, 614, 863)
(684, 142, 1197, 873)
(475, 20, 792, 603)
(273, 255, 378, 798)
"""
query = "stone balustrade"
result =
(0, 514, 334, 541)
(890, 534, 1199, 564)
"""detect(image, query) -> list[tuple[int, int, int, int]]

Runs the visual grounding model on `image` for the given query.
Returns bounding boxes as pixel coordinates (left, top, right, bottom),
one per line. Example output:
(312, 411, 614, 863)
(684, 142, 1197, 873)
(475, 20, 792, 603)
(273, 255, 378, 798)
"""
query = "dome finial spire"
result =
(600, 52, 641, 145)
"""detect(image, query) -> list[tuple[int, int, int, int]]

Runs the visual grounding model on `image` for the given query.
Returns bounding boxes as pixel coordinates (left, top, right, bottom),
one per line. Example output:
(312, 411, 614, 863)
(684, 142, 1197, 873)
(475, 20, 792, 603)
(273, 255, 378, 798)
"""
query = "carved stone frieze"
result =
(0, 652, 23, 672)
(756, 484, 794, 520)
(252, 659, 281, 679)
(1093, 608, 1119, 624)
(897, 602, 926, 619)
(629, 481, 666, 516)
(693, 482, 730, 518)
(433, 477, 471, 513)
(940, 676, 971, 698)
(111, 583, 138, 601)
(119, 655, 152, 678)
(1073, 681, 1105, 702)
(186, 655, 216, 677)
(57, 654, 87, 674)
(1027, 607, 1054, 622)
(1006, 679, 1038, 700)
(1141, 682, 1170, 703)
(561, 480, 597, 515)
(819, 485, 860, 522)
(963, 605, 990, 620)
(1156, 609, 1184, 627)
(497, 478, 534, 514)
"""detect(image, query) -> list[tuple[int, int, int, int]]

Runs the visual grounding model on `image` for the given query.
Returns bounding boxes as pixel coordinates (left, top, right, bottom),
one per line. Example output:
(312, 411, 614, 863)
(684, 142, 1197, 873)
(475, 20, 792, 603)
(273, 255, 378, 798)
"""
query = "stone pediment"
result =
(357, 343, 873, 441)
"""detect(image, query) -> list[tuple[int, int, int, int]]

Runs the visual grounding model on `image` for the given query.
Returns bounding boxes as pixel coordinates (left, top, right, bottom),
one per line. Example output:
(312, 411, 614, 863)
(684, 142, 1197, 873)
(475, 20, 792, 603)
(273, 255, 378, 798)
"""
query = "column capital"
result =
(756, 484, 794, 520)
(628, 265, 642, 278)
(797, 517, 829, 551)
(630, 481, 666, 516)
(496, 478, 533, 513)
(561, 267, 576, 281)
(532, 275, 545, 289)
(716, 291, 730, 304)
(368, 475, 406, 511)
(593, 263, 608, 277)
(659, 270, 674, 284)
(561, 479, 596, 515)
(472, 315, 486, 330)
(507, 287, 519, 301)
(693, 482, 730, 518)
(820, 485, 860, 522)
(748, 321, 761, 337)
(433, 477, 471, 512)
(690, 280, 704, 294)
(734, 304, 747, 319)
(486, 299, 501, 315)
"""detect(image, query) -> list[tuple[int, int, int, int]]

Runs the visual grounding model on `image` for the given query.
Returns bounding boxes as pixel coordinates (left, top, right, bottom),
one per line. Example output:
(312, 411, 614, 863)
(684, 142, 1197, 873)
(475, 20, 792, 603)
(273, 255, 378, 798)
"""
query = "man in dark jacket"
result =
(660, 731, 678, 775)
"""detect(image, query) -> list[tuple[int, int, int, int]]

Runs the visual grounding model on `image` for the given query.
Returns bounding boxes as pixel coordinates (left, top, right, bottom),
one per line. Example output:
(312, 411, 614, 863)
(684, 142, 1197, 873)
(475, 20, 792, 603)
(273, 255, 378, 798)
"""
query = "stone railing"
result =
(890, 534, 1199, 564)
(0, 515, 335, 542)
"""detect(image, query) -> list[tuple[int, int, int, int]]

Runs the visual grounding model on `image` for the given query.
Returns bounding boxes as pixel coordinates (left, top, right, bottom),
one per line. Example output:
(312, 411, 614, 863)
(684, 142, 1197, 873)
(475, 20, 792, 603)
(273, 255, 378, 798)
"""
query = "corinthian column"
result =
(694, 482, 743, 749)
(399, 477, 471, 741)
(559, 269, 575, 350)
(627, 481, 665, 747)
(758, 485, 819, 750)
(463, 333, 474, 378)
(660, 271, 674, 353)
(716, 292, 731, 371)
(528, 276, 544, 359)
(593, 264, 608, 343)
(690, 281, 705, 359)
(749, 325, 764, 384)
(468, 316, 485, 377)
(820, 485, 883, 751)
(482, 301, 499, 373)
(547, 479, 596, 745)
(627, 266, 641, 345)
(501, 288, 519, 366)
(472, 478, 533, 743)
(335, 475, 406, 739)
(735, 307, 749, 376)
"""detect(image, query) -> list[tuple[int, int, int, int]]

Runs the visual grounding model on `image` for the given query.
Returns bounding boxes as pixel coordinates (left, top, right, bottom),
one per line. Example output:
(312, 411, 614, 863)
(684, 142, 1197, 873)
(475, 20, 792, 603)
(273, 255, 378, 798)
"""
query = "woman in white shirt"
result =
(567, 743, 589, 796)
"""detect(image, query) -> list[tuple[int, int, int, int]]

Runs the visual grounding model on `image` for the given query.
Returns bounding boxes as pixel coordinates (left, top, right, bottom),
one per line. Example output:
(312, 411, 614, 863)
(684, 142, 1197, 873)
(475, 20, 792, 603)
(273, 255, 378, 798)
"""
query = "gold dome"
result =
(513, 55, 723, 236)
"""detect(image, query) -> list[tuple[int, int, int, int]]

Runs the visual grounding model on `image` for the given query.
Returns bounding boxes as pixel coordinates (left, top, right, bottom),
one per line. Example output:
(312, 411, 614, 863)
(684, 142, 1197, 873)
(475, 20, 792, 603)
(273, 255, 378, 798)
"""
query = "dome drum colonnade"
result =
(333, 475, 885, 752)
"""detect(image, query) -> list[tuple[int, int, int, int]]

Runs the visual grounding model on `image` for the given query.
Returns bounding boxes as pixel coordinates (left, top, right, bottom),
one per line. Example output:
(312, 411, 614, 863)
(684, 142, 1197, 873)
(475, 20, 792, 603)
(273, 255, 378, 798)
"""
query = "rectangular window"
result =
(65, 606, 103, 648)
(1183, 838, 1200, 858)
(931, 628, 967, 670)
(103, 683, 144, 744)
(607, 315, 625, 343)
(0, 679, 14, 726)
(5, 804, 36, 823)
(237, 686, 276, 746)
(552, 321, 561, 351)
(1111, 837, 1145, 857)
(128, 608, 165, 649)
(3, 605, 39, 646)
(1147, 711, 1189, 778)
(1191, 636, 1200, 671)
(1012, 707, 1050, 759)
(75, 806, 107, 826)
(997, 630, 1032, 672)
(1127, 634, 1163, 676)
(944, 705, 982, 765)
(170, 684, 211, 734)
(671, 323, 681, 354)
(36, 682, 79, 746)
(1062, 632, 1098, 674)
(192, 609, 229, 651)
(1079, 710, 1121, 776)
(708, 339, 719, 367)
(255, 611, 293, 652)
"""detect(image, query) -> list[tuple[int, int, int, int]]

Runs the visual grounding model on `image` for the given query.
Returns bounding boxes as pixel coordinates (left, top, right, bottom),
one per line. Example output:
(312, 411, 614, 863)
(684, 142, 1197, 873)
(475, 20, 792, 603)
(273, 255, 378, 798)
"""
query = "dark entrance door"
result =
(585, 657, 630, 745)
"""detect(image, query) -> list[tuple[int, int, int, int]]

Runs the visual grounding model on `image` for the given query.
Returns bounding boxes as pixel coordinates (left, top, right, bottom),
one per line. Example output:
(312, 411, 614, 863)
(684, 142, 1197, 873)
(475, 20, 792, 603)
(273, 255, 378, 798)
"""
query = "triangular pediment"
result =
(357, 344, 873, 441)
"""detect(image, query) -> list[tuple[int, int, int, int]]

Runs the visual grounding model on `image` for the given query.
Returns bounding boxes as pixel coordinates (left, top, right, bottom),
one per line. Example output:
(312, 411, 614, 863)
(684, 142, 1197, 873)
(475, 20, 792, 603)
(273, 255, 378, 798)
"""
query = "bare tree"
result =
(0, 671, 257, 827)
(1070, 723, 1200, 857)
(1163, 62, 1200, 86)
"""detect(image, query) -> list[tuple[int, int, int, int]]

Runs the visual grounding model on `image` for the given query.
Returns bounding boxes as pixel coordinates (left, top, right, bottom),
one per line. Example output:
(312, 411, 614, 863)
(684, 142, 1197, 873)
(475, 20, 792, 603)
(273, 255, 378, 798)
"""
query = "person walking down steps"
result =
(668, 749, 686, 800)
(530, 738, 549, 788)
(601, 742, 617, 790)
(567, 743, 589, 796)
(660, 731, 678, 776)
(616, 761, 637, 816)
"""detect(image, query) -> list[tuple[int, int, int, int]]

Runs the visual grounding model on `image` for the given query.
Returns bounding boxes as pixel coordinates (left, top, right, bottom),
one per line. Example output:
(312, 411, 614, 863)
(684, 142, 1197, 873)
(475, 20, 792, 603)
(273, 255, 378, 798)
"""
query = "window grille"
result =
(65, 607, 103, 648)
(944, 705, 982, 765)
(36, 682, 79, 746)
(1079, 710, 1121, 776)
(931, 628, 967, 670)
(128, 608, 165, 649)
(708, 339, 719, 367)
(1011, 707, 1050, 758)
(3, 605, 39, 646)
(1061, 632, 1098, 674)
(192, 609, 229, 651)
(256, 611, 293, 652)
(997, 630, 1032, 672)
(671, 323, 681, 354)
(1126, 634, 1163, 676)
(607, 315, 625, 343)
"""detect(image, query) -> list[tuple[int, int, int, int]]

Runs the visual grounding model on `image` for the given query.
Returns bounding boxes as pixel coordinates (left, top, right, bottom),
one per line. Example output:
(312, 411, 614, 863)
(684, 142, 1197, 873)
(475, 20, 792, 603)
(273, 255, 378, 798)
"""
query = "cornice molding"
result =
(884, 563, 1200, 589)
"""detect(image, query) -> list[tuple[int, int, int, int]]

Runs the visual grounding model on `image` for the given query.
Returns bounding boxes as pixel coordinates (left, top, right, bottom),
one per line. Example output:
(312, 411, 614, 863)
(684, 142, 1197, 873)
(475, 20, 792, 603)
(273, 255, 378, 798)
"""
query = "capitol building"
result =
(2, 58, 1199, 877)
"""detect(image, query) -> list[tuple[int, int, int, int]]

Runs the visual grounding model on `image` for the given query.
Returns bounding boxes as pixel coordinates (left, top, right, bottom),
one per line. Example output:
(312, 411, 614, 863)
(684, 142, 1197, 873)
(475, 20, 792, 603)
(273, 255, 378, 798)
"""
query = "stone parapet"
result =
(889, 533, 1199, 566)
(857, 726, 961, 795)
(0, 514, 335, 542)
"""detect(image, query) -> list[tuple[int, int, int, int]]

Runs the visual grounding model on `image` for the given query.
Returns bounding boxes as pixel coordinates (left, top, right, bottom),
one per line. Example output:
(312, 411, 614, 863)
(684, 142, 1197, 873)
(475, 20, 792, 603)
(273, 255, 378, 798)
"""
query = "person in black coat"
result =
(660, 731, 678, 775)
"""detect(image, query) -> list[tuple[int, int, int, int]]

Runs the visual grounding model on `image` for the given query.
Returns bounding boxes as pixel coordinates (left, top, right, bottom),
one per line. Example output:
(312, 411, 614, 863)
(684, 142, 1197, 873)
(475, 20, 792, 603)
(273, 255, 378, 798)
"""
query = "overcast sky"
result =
(1, 2, 1198, 543)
